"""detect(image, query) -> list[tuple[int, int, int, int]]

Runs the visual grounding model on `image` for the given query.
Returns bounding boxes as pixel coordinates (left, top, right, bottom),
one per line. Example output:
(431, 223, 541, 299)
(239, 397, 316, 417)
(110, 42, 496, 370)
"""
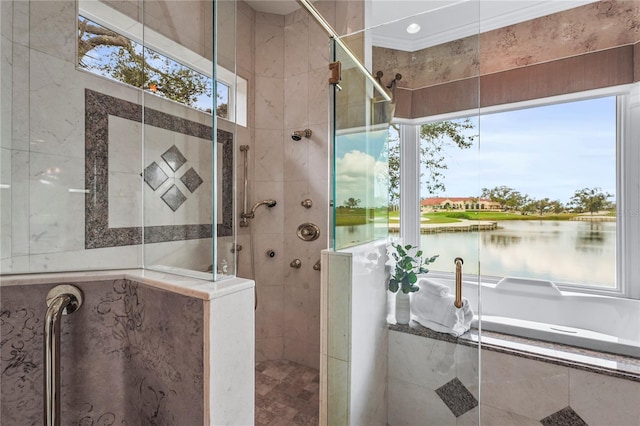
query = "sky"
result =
(426, 96, 617, 204)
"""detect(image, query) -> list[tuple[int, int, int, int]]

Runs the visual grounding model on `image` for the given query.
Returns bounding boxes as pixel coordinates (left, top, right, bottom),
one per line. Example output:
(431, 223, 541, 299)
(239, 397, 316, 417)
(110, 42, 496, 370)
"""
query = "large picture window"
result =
(398, 87, 639, 297)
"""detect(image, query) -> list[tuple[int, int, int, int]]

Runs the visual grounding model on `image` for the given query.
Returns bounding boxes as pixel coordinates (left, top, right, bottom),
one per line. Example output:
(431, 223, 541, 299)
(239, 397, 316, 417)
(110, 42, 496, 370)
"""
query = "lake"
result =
(420, 220, 616, 287)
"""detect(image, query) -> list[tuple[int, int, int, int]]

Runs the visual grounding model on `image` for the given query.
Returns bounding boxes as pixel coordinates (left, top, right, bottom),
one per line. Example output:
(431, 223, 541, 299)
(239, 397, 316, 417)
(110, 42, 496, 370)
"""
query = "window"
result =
(77, 4, 248, 126)
(398, 86, 639, 298)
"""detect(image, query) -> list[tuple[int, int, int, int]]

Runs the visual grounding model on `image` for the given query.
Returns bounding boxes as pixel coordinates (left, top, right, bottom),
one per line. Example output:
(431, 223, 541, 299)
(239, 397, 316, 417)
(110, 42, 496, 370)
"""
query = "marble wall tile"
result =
(29, 50, 86, 158)
(283, 179, 309, 226)
(284, 72, 309, 129)
(254, 14, 284, 79)
(237, 1, 254, 73)
(29, 0, 76, 62)
(1, 148, 11, 261)
(481, 349, 569, 420)
(29, 152, 85, 254)
(388, 377, 456, 426)
(0, 1, 11, 40)
(283, 128, 309, 182)
(284, 16, 310, 78)
(389, 329, 457, 390)
(10, 42, 30, 151)
(254, 76, 284, 130)
(254, 129, 284, 182)
(108, 116, 142, 174)
(11, 149, 30, 257)
(256, 336, 284, 362)
(254, 233, 285, 286)
(12, 0, 29, 48)
(308, 68, 330, 125)
(284, 336, 311, 367)
(143, 238, 212, 273)
(27, 245, 141, 273)
(284, 286, 309, 340)
(255, 284, 283, 339)
(108, 171, 142, 229)
(569, 367, 640, 426)
(457, 405, 540, 426)
(326, 356, 349, 426)
(1, 35, 11, 151)
(326, 252, 351, 362)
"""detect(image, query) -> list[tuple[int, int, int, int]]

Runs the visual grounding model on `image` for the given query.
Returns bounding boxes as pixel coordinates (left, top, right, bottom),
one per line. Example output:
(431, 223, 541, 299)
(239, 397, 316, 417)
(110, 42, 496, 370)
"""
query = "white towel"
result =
(411, 285, 474, 337)
(418, 278, 452, 297)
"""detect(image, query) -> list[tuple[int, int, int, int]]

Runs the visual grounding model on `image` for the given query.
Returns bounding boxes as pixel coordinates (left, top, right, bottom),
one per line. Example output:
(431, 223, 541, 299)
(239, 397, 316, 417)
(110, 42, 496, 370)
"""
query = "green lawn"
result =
(337, 209, 609, 226)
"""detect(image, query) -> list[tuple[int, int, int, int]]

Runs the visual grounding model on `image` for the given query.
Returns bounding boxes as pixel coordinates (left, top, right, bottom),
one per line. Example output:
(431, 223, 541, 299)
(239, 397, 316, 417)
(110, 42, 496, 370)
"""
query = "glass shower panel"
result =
(140, 0, 225, 279)
(332, 43, 390, 250)
(366, 1, 481, 424)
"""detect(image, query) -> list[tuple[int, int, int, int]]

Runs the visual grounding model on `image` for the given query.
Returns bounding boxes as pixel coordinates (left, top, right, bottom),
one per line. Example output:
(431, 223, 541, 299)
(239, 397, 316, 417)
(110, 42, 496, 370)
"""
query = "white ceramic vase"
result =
(395, 291, 411, 324)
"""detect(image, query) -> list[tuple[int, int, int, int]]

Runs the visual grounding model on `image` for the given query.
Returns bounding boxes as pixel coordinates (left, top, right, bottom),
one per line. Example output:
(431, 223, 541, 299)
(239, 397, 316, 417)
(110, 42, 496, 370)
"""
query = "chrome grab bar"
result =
(454, 257, 464, 309)
(45, 285, 83, 426)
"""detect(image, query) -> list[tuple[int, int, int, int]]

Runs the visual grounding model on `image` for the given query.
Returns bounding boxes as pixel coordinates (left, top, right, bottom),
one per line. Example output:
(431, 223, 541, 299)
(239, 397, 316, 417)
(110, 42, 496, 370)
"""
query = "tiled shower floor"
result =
(255, 359, 320, 426)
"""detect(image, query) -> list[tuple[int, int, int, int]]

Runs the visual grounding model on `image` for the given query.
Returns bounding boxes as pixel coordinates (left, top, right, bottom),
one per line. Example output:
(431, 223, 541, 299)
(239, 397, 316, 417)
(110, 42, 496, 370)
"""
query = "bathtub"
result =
(424, 274, 640, 358)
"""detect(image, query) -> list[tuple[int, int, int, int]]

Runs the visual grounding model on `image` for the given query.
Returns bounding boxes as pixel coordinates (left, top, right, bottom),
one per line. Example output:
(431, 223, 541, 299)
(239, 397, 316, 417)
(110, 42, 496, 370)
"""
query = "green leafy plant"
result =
(388, 243, 438, 294)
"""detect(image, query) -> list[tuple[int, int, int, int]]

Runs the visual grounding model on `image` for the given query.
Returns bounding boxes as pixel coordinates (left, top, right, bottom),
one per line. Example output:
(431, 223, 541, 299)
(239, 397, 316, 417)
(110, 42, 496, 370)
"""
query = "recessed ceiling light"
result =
(406, 23, 421, 34)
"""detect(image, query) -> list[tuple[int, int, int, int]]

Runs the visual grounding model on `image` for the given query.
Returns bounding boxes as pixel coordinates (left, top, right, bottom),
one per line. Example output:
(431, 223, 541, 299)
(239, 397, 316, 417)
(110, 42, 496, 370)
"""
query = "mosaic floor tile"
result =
(161, 184, 186, 211)
(435, 377, 478, 417)
(143, 161, 169, 190)
(161, 145, 187, 172)
(180, 167, 203, 193)
(255, 360, 319, 426)
(541, 406, 588, 426)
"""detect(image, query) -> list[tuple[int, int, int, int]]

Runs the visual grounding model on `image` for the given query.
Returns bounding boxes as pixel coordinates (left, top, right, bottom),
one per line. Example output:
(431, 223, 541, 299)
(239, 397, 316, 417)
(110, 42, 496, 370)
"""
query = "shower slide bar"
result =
(45, 285, 83, 426)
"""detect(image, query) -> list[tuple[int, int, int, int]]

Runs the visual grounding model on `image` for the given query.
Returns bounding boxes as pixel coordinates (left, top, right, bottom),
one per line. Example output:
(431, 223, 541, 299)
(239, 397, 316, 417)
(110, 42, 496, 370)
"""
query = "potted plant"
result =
(388, 242, 438, 324)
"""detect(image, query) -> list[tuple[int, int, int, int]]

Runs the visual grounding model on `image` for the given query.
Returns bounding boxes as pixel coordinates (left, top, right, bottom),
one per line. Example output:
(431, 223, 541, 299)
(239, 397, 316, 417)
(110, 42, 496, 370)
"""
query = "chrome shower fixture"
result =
(240, 199, 277, 225)
(291, 129, 312, 141)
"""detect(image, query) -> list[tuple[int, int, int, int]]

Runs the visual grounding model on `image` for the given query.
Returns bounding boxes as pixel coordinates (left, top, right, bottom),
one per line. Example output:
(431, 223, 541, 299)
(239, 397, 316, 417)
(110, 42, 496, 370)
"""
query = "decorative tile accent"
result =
(161, 145, 187, 172)
(180, 167, 203, 193)
(541, 407, 588, 426)
(84, 89, 234, 249)
(143, 161, 169, 190)
(435, 377, 478, 417)
(161, 184, 187, 212)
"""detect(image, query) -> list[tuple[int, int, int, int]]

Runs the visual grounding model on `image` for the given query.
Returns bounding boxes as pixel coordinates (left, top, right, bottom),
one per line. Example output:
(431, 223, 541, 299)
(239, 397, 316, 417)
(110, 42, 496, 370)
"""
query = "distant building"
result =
(421, 197, 501, 212)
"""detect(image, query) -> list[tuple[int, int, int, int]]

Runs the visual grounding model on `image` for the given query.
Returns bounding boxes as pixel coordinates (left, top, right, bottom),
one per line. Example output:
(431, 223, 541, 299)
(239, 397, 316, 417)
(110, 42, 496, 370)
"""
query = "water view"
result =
(420, 220, 616, 287)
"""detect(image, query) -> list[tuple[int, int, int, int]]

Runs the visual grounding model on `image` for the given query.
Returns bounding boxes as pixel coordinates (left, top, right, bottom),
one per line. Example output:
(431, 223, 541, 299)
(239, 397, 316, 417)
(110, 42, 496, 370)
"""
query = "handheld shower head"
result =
(242, 199, 277, 220)
(291, 129, 312, 141)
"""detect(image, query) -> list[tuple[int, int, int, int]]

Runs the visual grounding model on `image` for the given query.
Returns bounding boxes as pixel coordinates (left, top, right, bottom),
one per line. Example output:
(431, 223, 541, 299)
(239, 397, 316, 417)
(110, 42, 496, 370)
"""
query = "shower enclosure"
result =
(0, 0, 255, 424)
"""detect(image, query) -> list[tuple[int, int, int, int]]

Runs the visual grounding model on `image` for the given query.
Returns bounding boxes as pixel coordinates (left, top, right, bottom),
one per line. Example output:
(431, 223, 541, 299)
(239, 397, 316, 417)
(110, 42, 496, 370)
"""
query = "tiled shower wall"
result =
(0, 279, 204, 425)
(0, 0, 215, 274)
(388, 331, 640, 426)
(236, 0, 364, 369)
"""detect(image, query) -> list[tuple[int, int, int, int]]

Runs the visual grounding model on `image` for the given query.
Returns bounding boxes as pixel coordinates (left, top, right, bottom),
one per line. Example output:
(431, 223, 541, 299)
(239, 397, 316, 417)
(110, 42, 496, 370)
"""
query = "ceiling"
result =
(243, 0, 598, 51)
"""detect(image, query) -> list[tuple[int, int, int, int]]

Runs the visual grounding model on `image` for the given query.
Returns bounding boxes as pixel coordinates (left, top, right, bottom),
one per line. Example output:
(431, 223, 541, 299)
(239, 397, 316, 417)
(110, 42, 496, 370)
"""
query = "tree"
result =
(569, 187, 612, 215)
(388, 119, 476, 204)
(481, 186, 516, 210)
(78, 17, 211, 108)
(343, 197, 361, 208)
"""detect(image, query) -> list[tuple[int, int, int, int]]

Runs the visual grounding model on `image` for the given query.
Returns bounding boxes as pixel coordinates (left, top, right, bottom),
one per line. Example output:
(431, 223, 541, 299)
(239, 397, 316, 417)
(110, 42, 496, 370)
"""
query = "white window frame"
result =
(78, 0, 248, 127)
(395, 84, 640, 300)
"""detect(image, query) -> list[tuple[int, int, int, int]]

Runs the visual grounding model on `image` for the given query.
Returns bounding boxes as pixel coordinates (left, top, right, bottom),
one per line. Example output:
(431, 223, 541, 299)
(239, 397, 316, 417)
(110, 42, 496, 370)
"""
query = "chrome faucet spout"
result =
(240, 199, 277, 222)
(454, 257, 464, 309)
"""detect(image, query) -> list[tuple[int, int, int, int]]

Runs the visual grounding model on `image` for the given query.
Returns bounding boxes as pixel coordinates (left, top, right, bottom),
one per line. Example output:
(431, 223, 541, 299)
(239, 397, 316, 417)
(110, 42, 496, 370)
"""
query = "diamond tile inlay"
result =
(541, 406, 588, 426)
(161, 184, 187, 212)
(161, 145, 187, 172)
(435, 377, 478, 417)
(180, 167, 203, 193)
(143, 161, 169, 190)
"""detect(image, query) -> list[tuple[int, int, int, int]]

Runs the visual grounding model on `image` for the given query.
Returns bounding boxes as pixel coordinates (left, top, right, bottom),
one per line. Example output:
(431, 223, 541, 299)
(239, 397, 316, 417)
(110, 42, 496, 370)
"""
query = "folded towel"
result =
(418, 278, 452, 297)
(411, 287, 473, 337)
